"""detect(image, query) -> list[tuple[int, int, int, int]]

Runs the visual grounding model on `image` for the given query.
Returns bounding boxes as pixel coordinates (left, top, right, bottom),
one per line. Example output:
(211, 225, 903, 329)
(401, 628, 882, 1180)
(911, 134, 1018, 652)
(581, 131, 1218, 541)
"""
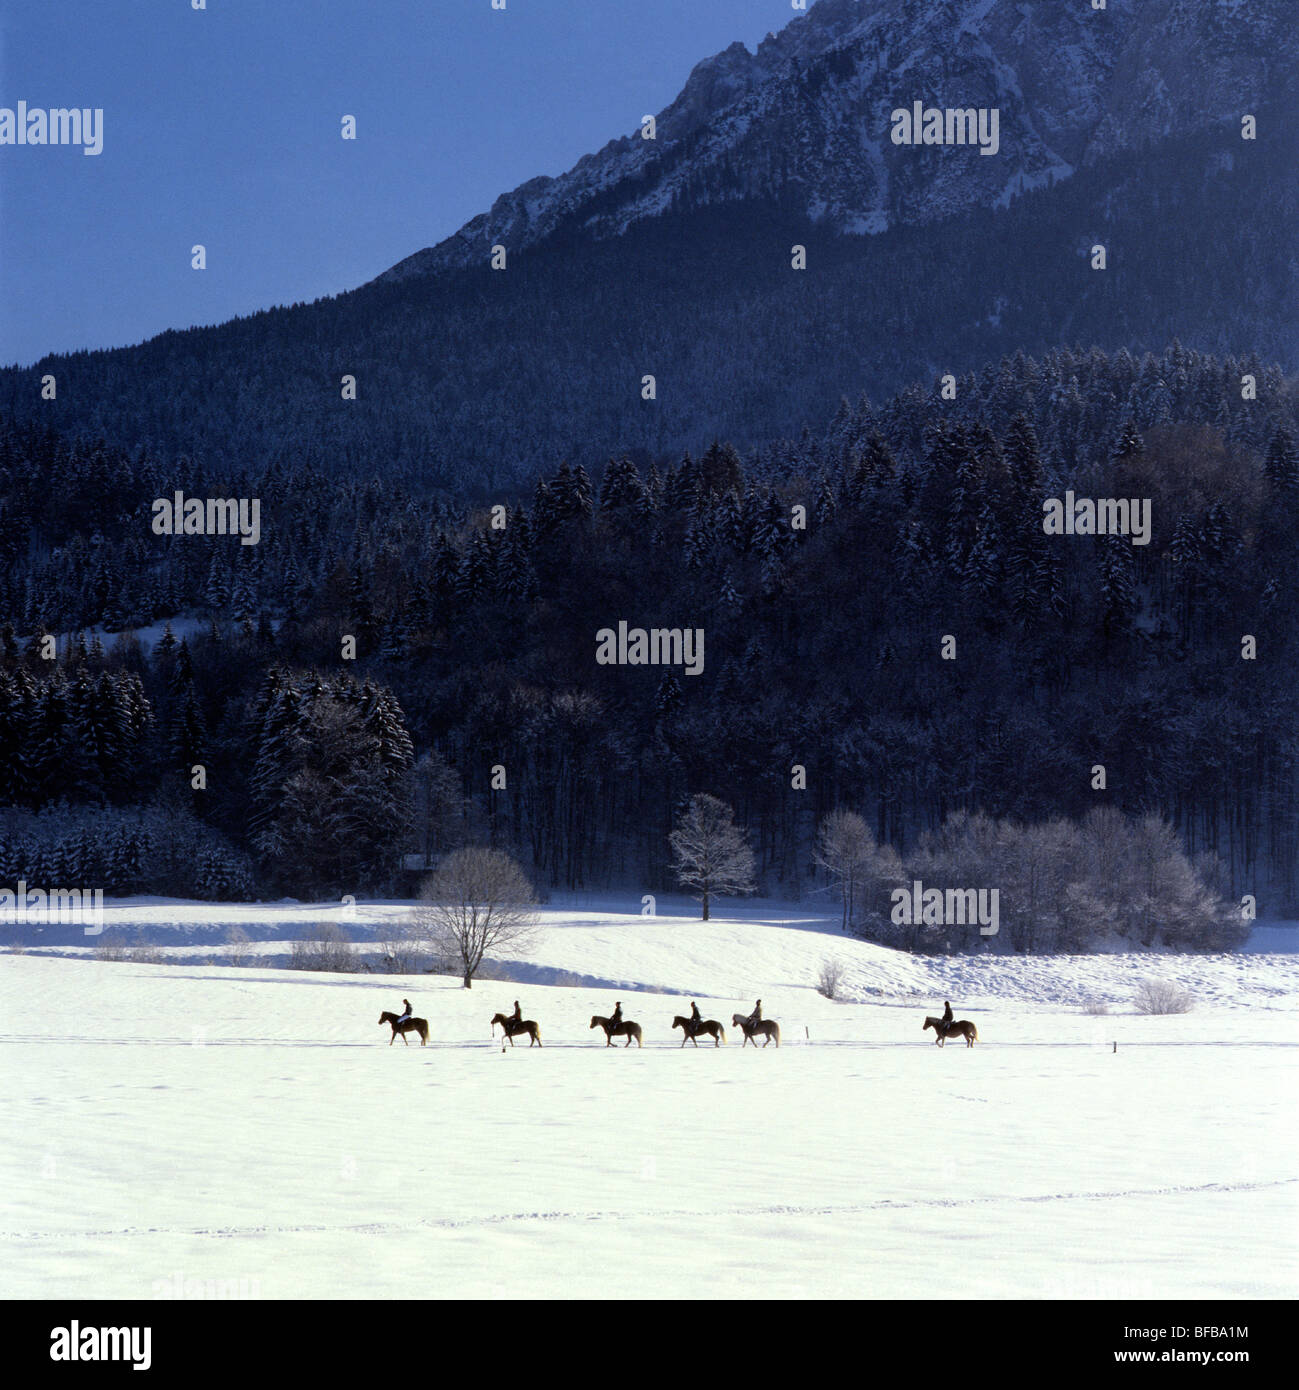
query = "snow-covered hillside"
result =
(11, 894, 1299, 1011)
(3, 899, 1296, 1299)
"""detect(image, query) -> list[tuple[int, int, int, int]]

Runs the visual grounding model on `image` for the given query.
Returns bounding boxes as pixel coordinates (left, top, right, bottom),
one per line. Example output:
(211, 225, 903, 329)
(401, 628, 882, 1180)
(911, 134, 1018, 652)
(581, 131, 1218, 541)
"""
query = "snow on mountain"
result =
(378, 0, 1295, 282)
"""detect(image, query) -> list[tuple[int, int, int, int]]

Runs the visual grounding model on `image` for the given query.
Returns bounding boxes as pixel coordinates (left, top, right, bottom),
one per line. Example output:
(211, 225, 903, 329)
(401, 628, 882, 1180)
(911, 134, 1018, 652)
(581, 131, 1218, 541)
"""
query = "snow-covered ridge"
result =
(377, 0, 1296, 282)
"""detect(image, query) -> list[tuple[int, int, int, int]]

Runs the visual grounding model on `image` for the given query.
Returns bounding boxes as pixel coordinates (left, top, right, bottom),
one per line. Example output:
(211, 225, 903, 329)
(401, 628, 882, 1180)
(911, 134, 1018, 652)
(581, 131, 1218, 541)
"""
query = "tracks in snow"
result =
(7, 1177, 1295, 1244)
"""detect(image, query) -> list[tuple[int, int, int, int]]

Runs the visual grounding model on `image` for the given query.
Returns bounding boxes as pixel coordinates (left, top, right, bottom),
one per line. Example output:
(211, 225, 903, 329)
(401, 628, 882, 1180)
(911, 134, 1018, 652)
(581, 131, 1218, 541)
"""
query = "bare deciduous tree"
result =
(815, 809, 903, 931)
(412, 847, 538, 988)
(669, 794, 756, 921)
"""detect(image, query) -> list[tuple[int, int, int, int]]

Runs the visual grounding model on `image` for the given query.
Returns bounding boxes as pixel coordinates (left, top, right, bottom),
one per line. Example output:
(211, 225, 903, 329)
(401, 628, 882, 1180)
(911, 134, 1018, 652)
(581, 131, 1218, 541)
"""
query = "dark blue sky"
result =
(1, 0, 796, 367)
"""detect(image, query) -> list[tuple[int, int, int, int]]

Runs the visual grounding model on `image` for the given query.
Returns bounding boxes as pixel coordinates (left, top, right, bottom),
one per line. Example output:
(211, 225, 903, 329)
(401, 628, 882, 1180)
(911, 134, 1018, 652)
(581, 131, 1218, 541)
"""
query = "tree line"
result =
(0, 344, 1294, 925)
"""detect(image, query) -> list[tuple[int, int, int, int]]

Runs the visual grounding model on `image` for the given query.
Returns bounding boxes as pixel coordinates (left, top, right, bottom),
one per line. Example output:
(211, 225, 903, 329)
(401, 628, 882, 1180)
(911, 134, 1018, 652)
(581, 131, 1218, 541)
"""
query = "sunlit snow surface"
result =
(3, 898, 1296, 1299)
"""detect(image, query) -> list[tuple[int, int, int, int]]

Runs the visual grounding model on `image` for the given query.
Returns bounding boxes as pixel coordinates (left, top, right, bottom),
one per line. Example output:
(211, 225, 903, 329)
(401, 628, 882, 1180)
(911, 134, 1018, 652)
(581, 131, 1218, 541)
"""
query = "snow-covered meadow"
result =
(3, 897, 1296, 1299)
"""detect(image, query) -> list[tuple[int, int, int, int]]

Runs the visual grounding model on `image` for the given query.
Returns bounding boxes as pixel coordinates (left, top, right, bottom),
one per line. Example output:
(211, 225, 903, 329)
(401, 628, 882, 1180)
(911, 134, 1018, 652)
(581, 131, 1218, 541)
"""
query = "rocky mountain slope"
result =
(379, 0, 1296, 282)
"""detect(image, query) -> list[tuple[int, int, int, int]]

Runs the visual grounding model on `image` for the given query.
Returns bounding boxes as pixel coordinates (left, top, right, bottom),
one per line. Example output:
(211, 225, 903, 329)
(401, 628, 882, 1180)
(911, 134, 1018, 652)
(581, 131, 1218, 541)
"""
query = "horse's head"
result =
(672, 1016, 686, 1029)
(589, 1016, 598, 1029)
(923, 1017, 935, 1031)
(490, 1013, 506, 1027)
(379, 1012, 392, 1025)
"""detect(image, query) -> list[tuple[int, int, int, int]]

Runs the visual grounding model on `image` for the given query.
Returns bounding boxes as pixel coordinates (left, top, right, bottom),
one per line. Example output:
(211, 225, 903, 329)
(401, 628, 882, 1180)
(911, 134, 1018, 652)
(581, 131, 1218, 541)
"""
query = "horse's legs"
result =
(402, 1031, 409, 1045)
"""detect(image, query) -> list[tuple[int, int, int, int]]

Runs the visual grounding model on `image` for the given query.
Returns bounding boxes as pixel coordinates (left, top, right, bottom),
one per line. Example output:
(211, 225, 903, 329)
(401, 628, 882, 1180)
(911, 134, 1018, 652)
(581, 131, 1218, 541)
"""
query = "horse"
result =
(491, 1012, 542, 1047)
(590, 1014, 643, 1047)
(923, 1016, 978, 1047)
(378, 1010, 428, 1046)
(732, 1013, 780, 1048)
(672, 1015, 725, 1047)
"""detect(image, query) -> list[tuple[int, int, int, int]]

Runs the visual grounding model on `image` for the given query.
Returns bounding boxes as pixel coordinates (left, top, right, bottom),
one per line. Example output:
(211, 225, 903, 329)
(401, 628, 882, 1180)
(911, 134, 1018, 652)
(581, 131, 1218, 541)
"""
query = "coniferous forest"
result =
(2, 342, 1295, 941)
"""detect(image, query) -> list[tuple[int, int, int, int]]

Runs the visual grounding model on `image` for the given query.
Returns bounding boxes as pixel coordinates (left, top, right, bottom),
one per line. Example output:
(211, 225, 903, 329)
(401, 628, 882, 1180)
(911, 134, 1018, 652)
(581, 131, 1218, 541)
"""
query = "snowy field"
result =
(3, 897, 1297, 1300)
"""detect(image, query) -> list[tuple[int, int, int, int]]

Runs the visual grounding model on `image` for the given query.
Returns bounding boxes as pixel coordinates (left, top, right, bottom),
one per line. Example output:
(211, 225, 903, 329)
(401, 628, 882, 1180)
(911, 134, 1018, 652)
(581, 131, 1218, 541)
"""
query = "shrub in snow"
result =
(290, 922, 357, 973)
(1133, 978, 1194, 1014)
(94, 934, 128, 962)
(816, 957, 845, 1000)
(1083, 999, 1110, 1016)
(224, 925, 253, 966)
(376, 920, 430, 975)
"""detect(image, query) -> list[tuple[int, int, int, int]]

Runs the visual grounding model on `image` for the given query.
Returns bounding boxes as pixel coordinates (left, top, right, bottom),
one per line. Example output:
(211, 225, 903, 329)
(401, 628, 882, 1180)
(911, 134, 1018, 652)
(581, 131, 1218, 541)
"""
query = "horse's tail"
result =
(773, 1022, 781, 1044)
(969, 1023, 978, 1042)
(719, 1026, 726, 1044)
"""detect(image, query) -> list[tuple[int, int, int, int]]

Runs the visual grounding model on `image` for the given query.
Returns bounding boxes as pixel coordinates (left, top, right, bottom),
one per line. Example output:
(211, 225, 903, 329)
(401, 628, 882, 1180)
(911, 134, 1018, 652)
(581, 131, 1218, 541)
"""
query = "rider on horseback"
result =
(689, 1000, 702, 1036)
(509, 999, 522, 1029)
(748, 998, 763, 1031)
(940, 999, 954, 1035)
(610, 1000, 623, 1033)
(397, 998, 412, 1026)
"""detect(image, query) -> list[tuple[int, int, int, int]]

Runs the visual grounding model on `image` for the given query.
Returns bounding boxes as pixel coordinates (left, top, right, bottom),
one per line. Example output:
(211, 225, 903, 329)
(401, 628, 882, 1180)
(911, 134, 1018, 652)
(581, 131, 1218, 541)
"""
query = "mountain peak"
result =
(373, 0, 1295, 284)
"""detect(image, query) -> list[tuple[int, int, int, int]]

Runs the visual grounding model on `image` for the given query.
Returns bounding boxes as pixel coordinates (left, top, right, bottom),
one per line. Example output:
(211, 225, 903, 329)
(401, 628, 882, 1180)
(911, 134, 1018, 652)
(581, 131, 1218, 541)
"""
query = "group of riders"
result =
(394, 997, 962, 1038)
(393, 996, 769, 1036)
(614, 997, 763, 1037)
(395, 998, 959, 1030)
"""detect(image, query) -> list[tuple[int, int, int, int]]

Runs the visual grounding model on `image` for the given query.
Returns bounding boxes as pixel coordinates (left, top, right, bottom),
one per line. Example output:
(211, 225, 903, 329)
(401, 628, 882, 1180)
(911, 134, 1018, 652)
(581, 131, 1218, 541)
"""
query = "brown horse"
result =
(732, 1013, 780, 1048)
(590, 1014, 643, 1047)
(491, 1012, 542, 1047)
(923, 1016, 978, 1047)
(672, 1016, 726, 1047)
(379, 1010, 428, 1046)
